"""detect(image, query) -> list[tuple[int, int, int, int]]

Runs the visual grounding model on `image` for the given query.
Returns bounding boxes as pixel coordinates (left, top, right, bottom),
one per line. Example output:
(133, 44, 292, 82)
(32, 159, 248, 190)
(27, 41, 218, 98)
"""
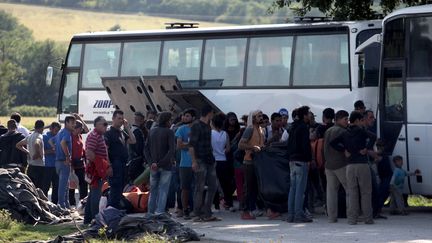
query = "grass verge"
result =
(0, 116, 57, 130)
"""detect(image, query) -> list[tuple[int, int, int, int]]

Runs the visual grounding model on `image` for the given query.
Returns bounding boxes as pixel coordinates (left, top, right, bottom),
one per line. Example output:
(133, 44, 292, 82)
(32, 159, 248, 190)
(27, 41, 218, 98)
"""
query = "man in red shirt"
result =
(84, 116, 110, 225)
(69, 116, 89, 208)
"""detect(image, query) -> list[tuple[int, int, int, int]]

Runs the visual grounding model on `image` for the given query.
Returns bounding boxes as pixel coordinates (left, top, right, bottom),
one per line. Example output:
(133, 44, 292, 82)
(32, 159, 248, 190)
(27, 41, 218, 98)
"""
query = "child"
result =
(389, 155, 420, 215)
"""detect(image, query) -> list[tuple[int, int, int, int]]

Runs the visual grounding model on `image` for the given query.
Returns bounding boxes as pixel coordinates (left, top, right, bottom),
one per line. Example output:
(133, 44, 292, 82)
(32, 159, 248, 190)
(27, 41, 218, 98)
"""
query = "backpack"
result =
(123, 190, 150, 213)
(311, 138, 325, 169)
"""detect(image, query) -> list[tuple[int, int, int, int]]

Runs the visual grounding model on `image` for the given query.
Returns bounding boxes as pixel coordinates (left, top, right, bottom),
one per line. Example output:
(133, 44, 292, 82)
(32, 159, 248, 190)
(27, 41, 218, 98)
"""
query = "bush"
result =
(0, 209, 16, 230)
(9, 105, 56, 117)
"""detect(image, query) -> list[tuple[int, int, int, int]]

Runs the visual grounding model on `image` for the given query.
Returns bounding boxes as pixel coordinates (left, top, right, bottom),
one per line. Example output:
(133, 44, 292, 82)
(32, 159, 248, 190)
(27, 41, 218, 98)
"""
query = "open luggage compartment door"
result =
(102, 75, 221, 122)
(102, 76, 155, 123)
(164, 90, 221, 114)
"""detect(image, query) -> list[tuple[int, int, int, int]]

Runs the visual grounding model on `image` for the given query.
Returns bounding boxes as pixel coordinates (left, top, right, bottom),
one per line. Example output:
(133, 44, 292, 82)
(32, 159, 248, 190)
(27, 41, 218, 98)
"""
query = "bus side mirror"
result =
(46, 66, 53, 86)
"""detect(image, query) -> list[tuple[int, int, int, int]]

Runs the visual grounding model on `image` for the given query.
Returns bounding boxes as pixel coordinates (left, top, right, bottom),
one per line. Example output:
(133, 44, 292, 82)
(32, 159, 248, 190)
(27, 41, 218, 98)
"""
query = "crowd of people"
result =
(0, 100, 421, 226)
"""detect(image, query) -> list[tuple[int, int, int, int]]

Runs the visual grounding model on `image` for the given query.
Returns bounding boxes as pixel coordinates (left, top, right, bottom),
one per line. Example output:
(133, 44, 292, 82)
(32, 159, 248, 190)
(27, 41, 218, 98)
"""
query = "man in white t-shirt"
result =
(16, 120, 45, 189)
(11, 113, 30, 137)
(265, 112, 288, 145)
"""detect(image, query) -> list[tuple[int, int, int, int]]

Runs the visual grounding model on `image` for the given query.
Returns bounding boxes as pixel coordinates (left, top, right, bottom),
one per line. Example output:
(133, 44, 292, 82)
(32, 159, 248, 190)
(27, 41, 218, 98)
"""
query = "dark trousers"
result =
(127, 157, 145, 183)
(216, 161, 234, 207)
(193, 161, 217, 218)
(42, 166, 58, 204)
(377, 176, 391, 213)
(242, 162, 258, 212)
(108, 159, 126, 209)
(69, 168, 88, 206)
(27, 165, 45, 190)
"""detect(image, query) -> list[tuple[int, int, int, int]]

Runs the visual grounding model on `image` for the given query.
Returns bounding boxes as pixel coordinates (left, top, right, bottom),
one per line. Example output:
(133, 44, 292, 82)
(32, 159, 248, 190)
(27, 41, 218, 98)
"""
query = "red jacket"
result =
(86, 155, 109, 188)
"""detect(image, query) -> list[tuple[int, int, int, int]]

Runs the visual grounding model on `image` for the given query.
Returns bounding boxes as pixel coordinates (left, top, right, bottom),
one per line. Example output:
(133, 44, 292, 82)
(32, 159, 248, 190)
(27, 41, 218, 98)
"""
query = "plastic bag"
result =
(99, 196, 108, 211)
(69, 170, 79, 190)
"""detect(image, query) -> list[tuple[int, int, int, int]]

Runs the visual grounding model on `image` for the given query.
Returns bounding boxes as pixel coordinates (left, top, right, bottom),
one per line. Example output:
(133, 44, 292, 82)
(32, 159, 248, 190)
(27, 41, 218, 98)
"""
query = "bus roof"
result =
(71, 20, 381, 42)
(384, 5, 432, 22)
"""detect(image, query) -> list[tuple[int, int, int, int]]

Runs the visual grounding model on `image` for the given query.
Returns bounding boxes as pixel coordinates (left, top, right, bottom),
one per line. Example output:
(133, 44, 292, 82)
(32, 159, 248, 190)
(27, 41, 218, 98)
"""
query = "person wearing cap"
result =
(68, 115, 89, 208)
(0, 120, 27, 172)
(16, 120, 45, 189)
(278, 108, 290, 130)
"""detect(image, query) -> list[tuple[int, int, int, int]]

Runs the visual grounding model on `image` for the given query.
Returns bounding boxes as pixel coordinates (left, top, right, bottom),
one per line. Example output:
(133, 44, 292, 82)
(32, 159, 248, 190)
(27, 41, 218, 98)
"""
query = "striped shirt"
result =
(85, 129, 107, 159)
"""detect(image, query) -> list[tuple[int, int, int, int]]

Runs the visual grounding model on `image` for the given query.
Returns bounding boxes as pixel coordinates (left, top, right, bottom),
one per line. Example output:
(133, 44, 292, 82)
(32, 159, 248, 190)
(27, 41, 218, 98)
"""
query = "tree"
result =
(269, 0, 430, 21)
(0, 61, 23, 115)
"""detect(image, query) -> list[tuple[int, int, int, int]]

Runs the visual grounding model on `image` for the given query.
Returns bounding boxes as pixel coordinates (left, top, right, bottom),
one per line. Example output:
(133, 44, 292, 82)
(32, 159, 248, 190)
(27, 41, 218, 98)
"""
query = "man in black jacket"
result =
(145, 112, 175, 215)
(330, 111, 376, 225)
(287, 106, 313, 223)
(0, 120, 27, 172)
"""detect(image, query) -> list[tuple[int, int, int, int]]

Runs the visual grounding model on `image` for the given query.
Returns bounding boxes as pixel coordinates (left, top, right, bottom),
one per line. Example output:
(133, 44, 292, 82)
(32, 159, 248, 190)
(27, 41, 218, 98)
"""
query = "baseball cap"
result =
(75, 120, 83, 129)
(278, 108, 289, 117)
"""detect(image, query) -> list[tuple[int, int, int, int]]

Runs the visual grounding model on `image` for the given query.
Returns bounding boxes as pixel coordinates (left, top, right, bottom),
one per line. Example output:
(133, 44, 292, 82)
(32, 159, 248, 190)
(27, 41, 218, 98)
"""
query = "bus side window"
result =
(161, 40, 202, 87)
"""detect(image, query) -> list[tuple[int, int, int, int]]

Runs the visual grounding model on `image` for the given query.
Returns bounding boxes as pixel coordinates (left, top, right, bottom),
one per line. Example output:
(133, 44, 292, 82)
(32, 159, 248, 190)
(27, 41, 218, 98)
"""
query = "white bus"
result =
(55, 20, 382, 124)
(380, 5, 432, 196)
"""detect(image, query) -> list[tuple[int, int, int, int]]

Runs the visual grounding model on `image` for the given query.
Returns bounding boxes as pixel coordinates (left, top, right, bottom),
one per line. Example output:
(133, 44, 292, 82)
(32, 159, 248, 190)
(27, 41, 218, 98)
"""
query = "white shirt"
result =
(265, 125, 289, 142)
(211, 130, 228, 161)
(26, 131, 44, 166)
(17, 124, 30, 137)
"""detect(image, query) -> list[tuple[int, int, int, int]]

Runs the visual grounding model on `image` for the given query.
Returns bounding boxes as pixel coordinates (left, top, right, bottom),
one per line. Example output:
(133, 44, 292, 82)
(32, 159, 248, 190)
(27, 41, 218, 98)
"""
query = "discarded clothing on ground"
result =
(59, 207, 200, 242)
(253, 146, 290, 213)
(0, 168, 71, 224)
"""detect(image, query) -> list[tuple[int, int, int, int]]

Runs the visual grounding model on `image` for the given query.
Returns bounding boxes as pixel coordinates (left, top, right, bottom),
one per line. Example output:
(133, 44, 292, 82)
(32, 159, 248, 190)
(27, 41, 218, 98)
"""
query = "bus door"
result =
(380, 61, 411, 190)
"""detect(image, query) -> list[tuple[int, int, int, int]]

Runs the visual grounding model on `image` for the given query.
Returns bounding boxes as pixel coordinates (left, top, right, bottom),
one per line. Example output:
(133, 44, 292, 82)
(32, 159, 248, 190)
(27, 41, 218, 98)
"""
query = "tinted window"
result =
(293, 34, 349, 86)
(383, 67, 404, 121)
(62, 72, 78, 113)
(121, 42, 161, 76)
(67, 44, 82, 67)
(357, 29, 381, 87)
(203, 38, 246, 87)
(408, 17, 432, 77)
(161, 40, 202, 88)
(384, 18, 405, 58)
(247, 36, 293, 86)
(82, 43, 121, 88)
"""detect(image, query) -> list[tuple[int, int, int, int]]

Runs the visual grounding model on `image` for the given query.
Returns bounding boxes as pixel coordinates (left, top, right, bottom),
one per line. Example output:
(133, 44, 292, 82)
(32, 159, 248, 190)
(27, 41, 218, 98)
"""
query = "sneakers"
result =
(176, 210, 184, 218)
(252, 209, 264, 217)
(328, 218, 338, 223)
(241, 212, 256, 220)
(267, 210, 281, 220)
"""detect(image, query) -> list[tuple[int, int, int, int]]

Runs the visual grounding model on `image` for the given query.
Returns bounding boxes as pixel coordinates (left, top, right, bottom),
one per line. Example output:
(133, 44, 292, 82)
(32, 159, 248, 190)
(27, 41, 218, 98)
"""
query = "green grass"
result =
(408, 195, 432, 207)
(0, 224, 77, 242)
(0, 2, 230, 43)
(0, 116, 57, 130)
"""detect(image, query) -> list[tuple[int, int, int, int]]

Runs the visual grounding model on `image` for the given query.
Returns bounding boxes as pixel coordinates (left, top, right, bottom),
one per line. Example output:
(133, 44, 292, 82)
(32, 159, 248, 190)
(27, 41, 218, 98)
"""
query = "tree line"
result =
(0, 10, 65, 115)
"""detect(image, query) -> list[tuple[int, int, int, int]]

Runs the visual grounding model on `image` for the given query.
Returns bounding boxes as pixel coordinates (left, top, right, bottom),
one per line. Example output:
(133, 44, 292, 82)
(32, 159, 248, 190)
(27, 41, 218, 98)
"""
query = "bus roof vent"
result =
(165, 22, 199, 29)
(293, 16, 332, 23)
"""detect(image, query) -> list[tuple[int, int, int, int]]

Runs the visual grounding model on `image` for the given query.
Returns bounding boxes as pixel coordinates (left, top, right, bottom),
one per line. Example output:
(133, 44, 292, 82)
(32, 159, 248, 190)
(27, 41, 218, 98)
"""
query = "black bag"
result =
(253, 146, 290, 212)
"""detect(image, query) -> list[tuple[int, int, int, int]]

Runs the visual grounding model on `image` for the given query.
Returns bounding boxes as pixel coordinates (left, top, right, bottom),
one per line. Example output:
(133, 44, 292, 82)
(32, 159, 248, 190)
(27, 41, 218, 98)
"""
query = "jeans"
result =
(108, 159, 126, 209)
(167, 165, 181, 210)
(42, 167, 59, 204)
(55, 161, 71, 209)
(84, 179, 102, 224)
(148, 168, 172, 214)
(69, 168, 88, 206)
(193, 161, 217, 218)
(288, 161, 309, 219)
